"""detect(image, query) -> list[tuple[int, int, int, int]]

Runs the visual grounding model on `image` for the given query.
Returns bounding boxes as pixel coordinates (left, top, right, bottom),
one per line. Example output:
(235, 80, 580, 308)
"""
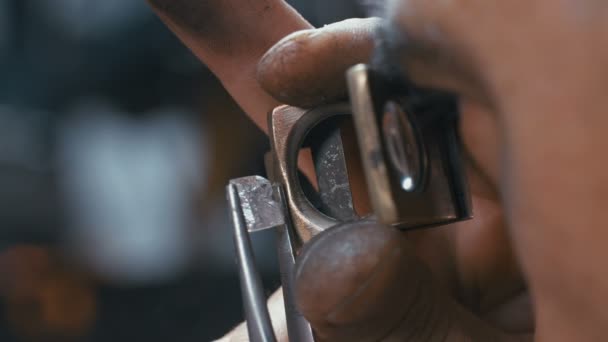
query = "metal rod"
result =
(274, 185, 316, 342)
(227, 183, 277, 342)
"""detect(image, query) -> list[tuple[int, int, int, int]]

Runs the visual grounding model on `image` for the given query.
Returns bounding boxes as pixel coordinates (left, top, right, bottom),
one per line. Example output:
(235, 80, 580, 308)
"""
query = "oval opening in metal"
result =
(382, 101, 422, 192)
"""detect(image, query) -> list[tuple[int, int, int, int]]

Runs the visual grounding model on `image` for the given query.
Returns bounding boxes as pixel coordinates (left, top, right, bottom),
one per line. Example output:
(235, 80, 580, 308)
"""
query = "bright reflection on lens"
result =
(382, 101, 422, 192)
(401, 177, 414, 191)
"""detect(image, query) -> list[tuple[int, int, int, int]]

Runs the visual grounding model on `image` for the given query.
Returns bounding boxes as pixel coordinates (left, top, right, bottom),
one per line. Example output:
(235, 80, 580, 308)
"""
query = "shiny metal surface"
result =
(307, 118, 357, 222)
(267, 104, 353, 243)
(227, 180, 277, 342)
(232, 175, 285, 232)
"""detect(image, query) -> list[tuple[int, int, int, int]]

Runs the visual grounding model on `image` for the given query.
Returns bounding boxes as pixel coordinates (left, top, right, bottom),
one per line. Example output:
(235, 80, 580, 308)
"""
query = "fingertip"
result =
(294, 221, 420, 340)
(257, 29, 328, 107)
(293, 221, 510, 342)
(256, 18, 381, 108)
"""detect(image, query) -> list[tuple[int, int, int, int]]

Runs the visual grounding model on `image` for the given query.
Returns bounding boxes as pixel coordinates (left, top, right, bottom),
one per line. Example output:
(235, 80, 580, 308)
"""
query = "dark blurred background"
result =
(0, 1, 365, 341)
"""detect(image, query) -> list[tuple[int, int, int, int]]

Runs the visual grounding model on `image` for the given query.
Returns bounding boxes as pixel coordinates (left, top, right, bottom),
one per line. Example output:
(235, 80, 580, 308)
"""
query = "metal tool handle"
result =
(228, 177, 316, 342)
(228, 183, 276, 342)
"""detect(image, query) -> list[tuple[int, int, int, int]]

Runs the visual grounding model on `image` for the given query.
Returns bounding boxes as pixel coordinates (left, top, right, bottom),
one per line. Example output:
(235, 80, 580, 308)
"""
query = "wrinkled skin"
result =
(148, 0, 608, 341)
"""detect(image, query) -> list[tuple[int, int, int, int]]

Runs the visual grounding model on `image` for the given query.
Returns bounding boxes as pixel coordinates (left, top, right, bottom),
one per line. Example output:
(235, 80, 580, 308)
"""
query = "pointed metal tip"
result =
(229, 176, 285, 233)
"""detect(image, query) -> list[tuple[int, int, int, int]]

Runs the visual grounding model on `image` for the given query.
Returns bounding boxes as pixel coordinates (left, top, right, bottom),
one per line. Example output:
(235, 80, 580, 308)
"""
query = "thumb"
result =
(257, 18, 381, 108)
(294, 221, 512, 342)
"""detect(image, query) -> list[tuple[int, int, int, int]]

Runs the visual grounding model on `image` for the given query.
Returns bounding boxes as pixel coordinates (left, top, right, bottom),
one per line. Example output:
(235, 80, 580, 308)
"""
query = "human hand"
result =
(256, 1, 608, 340)
(254, 16, 530, 341)
(149, 0, 608, 340)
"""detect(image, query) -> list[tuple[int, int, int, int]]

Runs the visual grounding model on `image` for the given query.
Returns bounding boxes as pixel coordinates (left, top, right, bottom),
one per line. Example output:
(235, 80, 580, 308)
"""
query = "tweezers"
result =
(227, 176, 315, 342)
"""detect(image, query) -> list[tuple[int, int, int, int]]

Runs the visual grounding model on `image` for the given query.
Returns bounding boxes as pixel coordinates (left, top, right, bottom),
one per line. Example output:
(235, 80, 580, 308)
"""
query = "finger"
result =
(215, 288, 289, 342)
(257, 18, 381, 108)
(147, 0, 319, 183)
(147, 0, 312, 132)
(294, 221, 516, 342)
